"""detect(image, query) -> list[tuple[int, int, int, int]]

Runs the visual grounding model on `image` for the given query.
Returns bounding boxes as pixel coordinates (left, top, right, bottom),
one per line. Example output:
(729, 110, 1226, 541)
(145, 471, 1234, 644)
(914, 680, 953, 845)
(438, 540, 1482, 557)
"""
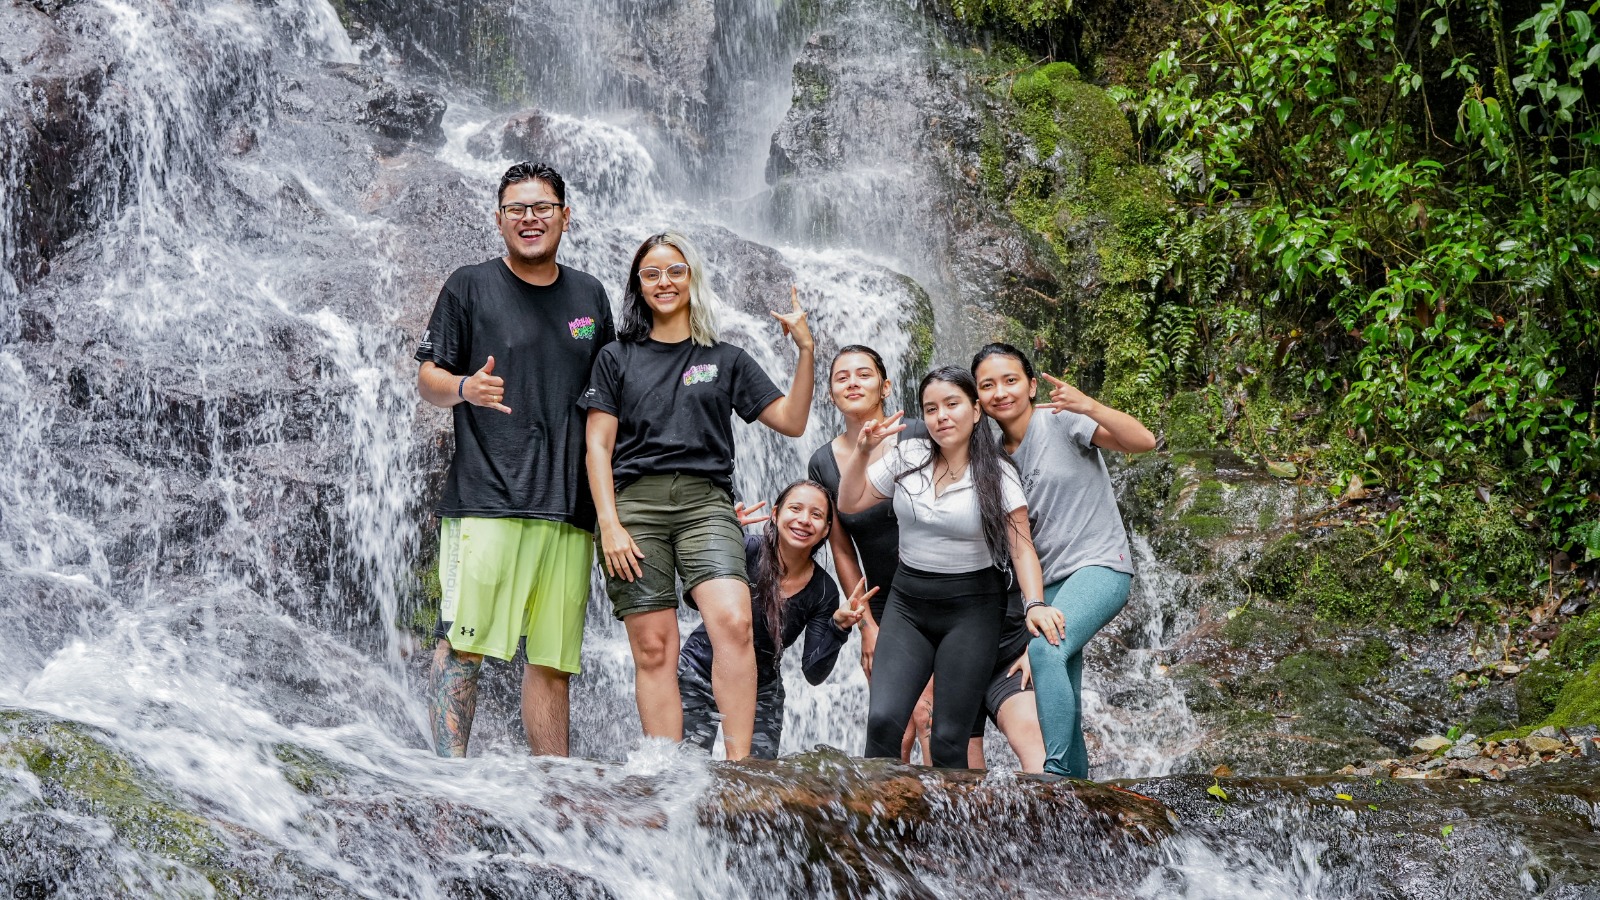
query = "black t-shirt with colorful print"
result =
(579, 338, 783, 494)
(414, 259, 615, 529)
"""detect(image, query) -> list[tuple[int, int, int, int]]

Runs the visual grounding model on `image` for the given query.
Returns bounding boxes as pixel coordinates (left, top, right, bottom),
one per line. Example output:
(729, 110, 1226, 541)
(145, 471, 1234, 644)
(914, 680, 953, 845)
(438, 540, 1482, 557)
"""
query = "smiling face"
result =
(496, 178, 568, 264)
(921, 378, 981, 450)
(773, 484, 832, 554)
(975, 354, 1036, 428)
(636, 243, 691, 323)
(829, 351, 891, 420)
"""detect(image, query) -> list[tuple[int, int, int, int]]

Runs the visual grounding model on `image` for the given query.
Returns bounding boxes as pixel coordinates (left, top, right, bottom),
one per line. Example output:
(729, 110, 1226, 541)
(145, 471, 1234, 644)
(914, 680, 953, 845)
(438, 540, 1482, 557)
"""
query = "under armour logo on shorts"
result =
(459, 626, 476, 637)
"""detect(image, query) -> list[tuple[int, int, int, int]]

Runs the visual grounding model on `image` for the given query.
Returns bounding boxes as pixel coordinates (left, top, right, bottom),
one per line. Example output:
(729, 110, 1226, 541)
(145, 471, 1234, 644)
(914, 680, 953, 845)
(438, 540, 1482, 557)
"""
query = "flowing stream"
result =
(2, 0, 1597, 897)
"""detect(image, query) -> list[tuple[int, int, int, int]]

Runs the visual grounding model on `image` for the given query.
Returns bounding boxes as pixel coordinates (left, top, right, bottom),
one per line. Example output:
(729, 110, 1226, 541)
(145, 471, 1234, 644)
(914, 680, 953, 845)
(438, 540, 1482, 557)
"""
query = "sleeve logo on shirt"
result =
(682, 363, 719, 386)
(568, 316, 596, 340)
(418, 329, 433, 354)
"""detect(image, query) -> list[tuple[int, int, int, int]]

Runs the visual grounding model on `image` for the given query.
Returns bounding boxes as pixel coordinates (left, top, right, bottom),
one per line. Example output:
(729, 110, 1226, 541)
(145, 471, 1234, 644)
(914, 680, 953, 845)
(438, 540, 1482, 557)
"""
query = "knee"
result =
(866, 708, 904, 748)
(1029, 637, 1065, 667)
(631, 636, 677, 673)
(705, 609, 753, 648)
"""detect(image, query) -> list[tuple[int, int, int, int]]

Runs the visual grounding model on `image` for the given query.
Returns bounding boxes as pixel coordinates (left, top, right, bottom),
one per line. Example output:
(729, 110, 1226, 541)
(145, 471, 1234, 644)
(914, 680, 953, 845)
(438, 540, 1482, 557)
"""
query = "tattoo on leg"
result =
(428, 646, 482, 758)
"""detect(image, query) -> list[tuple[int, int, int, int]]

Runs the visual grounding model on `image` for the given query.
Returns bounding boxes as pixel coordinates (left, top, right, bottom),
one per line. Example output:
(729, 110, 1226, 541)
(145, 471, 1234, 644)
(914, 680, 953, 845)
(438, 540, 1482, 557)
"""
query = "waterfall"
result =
(7, 0, 1588, 897)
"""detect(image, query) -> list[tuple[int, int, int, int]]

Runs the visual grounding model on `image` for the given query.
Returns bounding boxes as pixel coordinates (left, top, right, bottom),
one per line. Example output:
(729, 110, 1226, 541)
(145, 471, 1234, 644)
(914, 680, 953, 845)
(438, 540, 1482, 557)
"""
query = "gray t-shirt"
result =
(1009, 410, 1133, 583)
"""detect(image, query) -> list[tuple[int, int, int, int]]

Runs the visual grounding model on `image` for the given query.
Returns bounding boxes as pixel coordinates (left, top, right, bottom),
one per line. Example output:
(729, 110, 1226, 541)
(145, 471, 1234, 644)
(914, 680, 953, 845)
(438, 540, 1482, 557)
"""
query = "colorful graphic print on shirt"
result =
(568, 316, 596, 340)
(681, 363, 719, 386)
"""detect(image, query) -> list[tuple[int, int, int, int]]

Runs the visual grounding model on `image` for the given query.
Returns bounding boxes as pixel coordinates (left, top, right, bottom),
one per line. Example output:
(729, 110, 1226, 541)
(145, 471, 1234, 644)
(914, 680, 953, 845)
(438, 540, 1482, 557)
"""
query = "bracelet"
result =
(1023, 600, 1050, 614)
(457, 376, 467, 400)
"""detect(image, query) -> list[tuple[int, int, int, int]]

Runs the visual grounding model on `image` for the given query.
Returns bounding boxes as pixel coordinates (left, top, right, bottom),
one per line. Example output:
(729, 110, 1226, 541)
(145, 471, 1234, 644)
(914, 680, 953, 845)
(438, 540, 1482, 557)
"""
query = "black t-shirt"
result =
(806, 420, 928, 621)
(579, 338, 783, 493)
(680, 536, 848, 688)
(414, 259, 615, 529)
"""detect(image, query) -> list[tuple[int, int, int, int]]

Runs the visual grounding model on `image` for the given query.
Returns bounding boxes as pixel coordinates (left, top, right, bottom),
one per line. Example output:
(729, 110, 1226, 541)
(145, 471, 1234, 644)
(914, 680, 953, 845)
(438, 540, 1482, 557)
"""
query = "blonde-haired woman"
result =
(581, 231, 814, 760)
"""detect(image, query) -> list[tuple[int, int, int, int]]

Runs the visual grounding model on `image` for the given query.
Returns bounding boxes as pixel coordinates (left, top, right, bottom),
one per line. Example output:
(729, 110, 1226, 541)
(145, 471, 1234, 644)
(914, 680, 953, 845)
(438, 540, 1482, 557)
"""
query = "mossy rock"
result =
(1551, 607, 1600, 673)
(975, 49, 1170, 417)
(0, 709, 253, 897)
(1220, 606, 1304, 658)
(1514, 659, 1571, 724)
(1543, 661, 1600, 728)
(1249, 527, 1434, 628)
(274, 742, 350, 796)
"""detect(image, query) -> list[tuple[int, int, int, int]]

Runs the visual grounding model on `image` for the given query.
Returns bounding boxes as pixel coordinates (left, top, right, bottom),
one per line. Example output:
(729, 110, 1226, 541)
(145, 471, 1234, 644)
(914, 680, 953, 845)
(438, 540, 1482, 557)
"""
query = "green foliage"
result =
(979, 57, 1171, 415)
(951, 0, 1076, 28)
(1252, 528, 1446, 625)
(1125, 0, 1600, 597)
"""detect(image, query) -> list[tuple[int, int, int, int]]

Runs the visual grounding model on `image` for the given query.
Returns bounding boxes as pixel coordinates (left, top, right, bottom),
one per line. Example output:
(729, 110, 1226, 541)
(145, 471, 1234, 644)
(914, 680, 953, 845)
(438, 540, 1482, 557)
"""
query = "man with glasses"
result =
(414, 162, 615, 758)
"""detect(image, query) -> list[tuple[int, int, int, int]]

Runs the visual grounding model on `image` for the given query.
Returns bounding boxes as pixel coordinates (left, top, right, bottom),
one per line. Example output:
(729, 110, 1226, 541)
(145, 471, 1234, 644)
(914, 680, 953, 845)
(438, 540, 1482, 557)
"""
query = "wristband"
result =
(1023, 600, 1050, 614)
(458, 376, 467, 401)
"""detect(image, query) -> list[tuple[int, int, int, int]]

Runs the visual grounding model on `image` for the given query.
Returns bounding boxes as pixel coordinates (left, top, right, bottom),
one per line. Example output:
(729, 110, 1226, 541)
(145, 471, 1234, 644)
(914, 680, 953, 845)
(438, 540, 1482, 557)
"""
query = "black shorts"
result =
(970, 651, 1032, 738)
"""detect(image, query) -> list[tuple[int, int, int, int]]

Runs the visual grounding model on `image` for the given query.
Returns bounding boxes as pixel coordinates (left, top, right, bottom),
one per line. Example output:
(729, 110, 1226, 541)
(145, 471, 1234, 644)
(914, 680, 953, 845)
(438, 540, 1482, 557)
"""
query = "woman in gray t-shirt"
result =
(972, 343, 1158, 778)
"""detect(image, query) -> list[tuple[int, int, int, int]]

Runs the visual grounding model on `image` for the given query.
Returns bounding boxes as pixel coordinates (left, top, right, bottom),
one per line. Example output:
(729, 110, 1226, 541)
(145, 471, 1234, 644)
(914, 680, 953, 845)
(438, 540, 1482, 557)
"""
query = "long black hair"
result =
(751, 479, 834, 645)
(895, 365, 1021, 569)
(971, 341, 1036, 383)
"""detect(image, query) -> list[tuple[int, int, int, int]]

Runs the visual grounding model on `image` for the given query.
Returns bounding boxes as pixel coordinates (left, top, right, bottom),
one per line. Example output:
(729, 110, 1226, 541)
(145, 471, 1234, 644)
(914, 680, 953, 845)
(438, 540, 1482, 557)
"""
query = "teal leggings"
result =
(1028, 566, 1132, 778)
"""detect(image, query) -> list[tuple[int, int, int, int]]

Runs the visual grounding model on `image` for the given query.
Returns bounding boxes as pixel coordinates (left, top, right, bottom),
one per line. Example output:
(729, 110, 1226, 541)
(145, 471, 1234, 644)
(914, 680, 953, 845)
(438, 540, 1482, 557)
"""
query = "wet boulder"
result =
(359, 81, 447, 146)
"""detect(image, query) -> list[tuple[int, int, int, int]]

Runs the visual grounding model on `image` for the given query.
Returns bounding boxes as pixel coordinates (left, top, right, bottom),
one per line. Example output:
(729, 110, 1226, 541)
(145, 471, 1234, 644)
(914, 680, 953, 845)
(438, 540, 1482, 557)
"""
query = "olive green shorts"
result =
(607, 474, 748, 619)
(436, 516, 594, 671)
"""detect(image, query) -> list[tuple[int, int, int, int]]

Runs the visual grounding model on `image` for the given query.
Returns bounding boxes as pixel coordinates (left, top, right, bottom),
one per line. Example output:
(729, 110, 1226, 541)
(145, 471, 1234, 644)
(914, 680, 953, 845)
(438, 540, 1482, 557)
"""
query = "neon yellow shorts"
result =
(436, 517, 594, 671)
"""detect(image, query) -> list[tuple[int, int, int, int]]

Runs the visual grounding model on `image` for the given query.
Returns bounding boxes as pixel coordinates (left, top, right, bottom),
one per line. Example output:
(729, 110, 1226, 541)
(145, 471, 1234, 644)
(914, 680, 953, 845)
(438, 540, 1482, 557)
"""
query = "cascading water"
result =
(3, 0, 1597, 897)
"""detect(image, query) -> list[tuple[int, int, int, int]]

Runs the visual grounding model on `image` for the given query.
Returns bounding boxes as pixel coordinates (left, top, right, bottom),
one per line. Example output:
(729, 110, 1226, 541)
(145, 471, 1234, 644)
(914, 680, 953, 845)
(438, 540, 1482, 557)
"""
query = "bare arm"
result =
(826, 511, 865, 595)
(757, 289, 816, 438)
(585, 409, 644, 581)
(836, 412, 903, 514)
(1010, 506, 1067, 644)
(1008, 507, 1045, 606)
(418, 358, 510, 413)
(756, 345, 814, 437)
(1037, 372, 1157, 453)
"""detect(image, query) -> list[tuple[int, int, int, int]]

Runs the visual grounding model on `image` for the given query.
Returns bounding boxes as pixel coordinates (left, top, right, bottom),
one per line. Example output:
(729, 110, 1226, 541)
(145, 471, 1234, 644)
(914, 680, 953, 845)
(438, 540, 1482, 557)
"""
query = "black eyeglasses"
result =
(499, 202, 563, 221)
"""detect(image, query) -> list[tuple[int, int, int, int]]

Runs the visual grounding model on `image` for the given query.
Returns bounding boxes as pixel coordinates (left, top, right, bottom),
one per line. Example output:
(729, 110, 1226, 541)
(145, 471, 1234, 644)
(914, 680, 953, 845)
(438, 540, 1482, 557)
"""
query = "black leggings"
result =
(865, 565, 1006, 768)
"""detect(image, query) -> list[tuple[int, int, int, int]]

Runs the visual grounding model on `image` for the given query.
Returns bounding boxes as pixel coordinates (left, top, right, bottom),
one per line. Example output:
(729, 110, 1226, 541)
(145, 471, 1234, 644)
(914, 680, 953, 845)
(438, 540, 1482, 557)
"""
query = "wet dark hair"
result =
(497, 161, 566, 205)
(831, 344, 888, 380)
(830, 345, 890, 416)
(971, 342, 1036, 382)
(752, 480, 834, 647)
(897, 366, 1021, 569)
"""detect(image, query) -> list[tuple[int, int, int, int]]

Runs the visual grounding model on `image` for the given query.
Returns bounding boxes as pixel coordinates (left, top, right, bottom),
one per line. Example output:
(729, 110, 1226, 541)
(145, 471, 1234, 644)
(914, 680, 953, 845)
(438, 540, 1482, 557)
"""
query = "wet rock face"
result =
(358, 81, 447, 147)
(0, 1, 112, 283)
(762, 7, 1064, 350)
(339, 0, 716, 139)
(1126, 761, 1600, 896)
(442, 858, 617, 900)
(1119, 452, 1564, 776)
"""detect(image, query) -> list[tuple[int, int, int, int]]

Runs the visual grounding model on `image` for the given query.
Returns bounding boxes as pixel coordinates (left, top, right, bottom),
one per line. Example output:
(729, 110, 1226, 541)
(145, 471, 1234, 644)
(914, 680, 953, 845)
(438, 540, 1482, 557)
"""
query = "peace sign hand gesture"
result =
(1037, 372, 1097, 416)
(771, 286, 815, 353)
(855, 410, 906, 453)
(733, 500, 771, 528)
(832, 581, 880, 630)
